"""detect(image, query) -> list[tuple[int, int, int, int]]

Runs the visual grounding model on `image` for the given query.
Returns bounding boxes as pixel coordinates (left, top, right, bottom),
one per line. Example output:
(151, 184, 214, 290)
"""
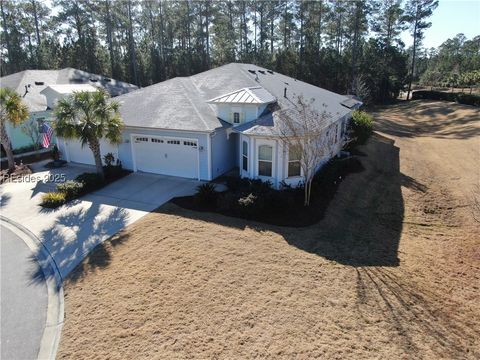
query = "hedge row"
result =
(412, 90, 480, 107)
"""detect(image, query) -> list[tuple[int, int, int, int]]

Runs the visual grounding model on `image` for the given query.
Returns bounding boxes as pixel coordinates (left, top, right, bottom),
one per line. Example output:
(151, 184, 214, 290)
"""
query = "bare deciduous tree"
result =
(21, 120, 41, 150)
(278, 95, 338, 206)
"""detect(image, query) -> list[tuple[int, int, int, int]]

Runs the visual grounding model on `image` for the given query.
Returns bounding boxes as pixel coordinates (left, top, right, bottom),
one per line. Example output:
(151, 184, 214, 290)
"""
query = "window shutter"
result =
(229, 112, 233, 123)
(241, 112, 246, 123)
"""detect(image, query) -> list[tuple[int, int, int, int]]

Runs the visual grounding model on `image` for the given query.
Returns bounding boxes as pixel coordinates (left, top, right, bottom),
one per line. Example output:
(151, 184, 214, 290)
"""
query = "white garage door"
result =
(133, 136, 198, 179)
(66, 139, 118, 165)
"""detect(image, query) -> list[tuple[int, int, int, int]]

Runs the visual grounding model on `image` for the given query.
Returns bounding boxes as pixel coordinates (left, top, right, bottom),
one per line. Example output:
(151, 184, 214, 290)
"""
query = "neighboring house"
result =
(0, 68, 137, 151)
(57, 63, 361, 188)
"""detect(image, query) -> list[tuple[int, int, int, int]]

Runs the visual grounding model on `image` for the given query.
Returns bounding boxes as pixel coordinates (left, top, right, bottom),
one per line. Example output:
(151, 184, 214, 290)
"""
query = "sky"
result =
(400, 0, 480, 48)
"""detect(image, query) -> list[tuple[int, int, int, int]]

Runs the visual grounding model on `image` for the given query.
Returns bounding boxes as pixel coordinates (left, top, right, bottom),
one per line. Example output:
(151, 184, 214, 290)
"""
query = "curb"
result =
(0, 215, 64, 360)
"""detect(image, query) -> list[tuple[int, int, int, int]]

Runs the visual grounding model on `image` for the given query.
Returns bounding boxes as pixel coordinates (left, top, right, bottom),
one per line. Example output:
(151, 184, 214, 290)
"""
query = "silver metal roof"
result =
(41, 84, 98, 95)
(207, 86, 276, 104)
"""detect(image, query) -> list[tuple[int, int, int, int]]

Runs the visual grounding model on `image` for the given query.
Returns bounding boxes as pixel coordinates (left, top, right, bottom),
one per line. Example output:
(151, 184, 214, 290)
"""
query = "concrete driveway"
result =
(0, 162, 201, 278)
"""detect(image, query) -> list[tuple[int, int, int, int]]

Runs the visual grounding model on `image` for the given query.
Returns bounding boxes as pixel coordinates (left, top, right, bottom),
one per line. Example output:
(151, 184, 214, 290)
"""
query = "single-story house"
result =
(0, 68, 137, 151)
(53, 63, 361, 188)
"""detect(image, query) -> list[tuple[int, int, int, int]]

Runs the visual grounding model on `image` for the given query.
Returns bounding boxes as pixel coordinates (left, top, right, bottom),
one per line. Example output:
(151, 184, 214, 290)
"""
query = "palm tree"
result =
(54, 90, 123, 180)
(0, 88, 30, 172)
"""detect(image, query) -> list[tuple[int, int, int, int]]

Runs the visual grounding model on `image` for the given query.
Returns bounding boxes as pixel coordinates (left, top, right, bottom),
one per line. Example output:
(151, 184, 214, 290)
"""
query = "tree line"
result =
(2, 0, 477, 104)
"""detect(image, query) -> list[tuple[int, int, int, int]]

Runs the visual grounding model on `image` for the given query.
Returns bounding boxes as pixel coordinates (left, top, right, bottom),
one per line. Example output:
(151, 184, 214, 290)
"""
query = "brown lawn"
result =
(57, 100, 480, 359)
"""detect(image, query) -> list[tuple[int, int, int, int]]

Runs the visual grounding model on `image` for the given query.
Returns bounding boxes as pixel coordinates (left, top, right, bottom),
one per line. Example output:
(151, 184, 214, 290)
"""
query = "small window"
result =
(151, 138, 163, 143)
(242, 141, 248, 171)
(167, 140, 180, 145)
(184, 141, 197, 147)
(288, 145, 301, 177)
(135, 137, 148, 142)
(233, 112, 240, 124)
(34, 81, 44, 86)
(258, 145, 272, 177)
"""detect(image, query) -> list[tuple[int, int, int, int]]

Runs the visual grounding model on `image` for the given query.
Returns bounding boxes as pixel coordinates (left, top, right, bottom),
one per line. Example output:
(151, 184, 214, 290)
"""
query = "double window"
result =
(288, 145, 301, 177)
(242, 141, 248, 171)
(258, 145, 273, 177)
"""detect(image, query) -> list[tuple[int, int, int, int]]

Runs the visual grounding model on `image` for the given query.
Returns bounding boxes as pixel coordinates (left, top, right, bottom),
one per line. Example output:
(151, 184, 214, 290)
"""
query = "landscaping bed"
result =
(0, 164, 33, 184)
(173, 156, 364, 227)
(40, 164, 131, 208)
(0, 149, 52, 170)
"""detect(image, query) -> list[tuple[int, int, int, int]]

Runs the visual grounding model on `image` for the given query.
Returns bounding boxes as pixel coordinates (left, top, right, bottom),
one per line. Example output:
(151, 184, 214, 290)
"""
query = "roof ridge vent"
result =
(248, 69, 256, 74)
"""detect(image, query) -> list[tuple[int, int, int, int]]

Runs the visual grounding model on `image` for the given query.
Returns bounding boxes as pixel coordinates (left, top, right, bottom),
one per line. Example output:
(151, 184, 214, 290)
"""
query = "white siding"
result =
(216, 104, 260, 125)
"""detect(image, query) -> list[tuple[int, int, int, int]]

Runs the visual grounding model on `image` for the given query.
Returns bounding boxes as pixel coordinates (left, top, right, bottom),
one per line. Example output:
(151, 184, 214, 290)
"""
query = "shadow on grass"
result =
(161, 133, 405, 267)
(355, 267, 479, 358)
(372, 100, 480, 139)
(29, 202, 131, 286)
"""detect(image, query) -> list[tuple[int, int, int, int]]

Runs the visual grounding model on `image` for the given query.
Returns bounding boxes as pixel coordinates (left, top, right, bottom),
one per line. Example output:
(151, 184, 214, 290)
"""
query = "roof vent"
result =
(34, 81, 44, 86)
(104, 77, 112, 82)
(72, 78, 84, 83)
(267, 70, 274, 74)
(90, 78, 98, 82)
(258, 70, 266, 75)
(248, 70, 256, 74)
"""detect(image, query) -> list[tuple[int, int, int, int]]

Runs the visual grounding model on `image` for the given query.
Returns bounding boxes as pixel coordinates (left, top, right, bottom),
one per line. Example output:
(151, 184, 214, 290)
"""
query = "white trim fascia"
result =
(130, 134, 137, 171)
(124, 125, 214, 134)
(207, 133, 212, 180)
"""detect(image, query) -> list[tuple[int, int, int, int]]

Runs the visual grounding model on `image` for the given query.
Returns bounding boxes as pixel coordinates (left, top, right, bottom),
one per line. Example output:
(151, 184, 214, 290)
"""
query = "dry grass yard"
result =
(57, 100, 479, 359)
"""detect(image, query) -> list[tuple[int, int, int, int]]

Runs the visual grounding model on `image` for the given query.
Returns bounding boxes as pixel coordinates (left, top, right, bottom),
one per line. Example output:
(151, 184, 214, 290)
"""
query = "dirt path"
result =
(57, 100, 479, 359)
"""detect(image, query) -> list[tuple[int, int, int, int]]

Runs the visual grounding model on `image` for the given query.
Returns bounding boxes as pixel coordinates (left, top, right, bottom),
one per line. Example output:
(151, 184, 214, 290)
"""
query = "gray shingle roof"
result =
(116, 63, 361, 133)
(0, 68, 138, 112)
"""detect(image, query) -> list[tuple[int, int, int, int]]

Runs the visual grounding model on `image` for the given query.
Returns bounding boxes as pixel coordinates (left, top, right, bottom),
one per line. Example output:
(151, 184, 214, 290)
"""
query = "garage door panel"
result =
(133, 136, 198, 179)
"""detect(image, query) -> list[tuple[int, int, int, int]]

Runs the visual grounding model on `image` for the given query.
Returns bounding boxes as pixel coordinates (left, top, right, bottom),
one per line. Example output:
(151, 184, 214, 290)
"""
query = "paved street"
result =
(1, 224, 48, 360)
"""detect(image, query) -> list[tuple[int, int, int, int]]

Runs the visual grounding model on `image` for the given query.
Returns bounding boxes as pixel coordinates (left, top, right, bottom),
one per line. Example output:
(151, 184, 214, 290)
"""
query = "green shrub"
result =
(103, 164, 123, 180)
(350, 110, 373, 144)
(103, 152, 115, 166)
(455, 93, 480, 107)
(56, 180, 85, 200)
(314, 157, 364, 190)
(75, 172, 104, 192)
(194, 183, 218, 208)
(412, 90, 480, 106)
(40, 192, 67, 208)
(225, 176, 250, 192)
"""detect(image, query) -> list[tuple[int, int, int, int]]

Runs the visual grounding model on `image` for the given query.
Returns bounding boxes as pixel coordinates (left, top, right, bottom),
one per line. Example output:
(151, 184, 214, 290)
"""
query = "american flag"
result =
(41, 122, 54, 148)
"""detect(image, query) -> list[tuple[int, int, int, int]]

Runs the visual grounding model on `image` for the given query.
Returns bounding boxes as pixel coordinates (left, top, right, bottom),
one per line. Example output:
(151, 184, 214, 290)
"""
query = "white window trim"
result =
(233, 112, 240, 124)
(257, 143, 274, 179)
(242, 140, 248, 172)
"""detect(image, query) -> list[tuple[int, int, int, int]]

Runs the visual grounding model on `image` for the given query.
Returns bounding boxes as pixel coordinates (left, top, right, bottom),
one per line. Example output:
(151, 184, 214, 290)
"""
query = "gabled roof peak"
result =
(207, 86, 276, 105)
